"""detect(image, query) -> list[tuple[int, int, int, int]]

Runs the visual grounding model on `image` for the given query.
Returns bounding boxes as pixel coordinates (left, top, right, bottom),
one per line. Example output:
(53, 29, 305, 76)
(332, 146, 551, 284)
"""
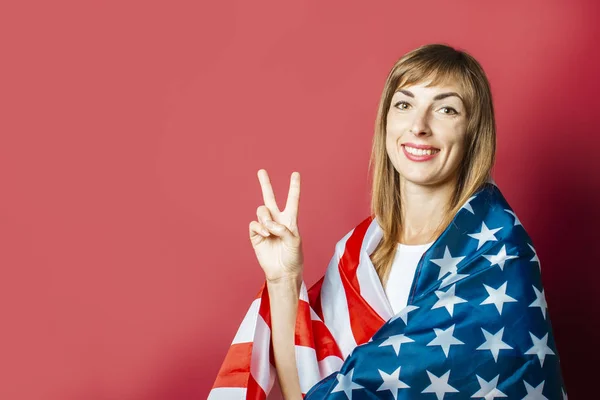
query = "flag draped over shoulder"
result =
(209, 182, 566, 400)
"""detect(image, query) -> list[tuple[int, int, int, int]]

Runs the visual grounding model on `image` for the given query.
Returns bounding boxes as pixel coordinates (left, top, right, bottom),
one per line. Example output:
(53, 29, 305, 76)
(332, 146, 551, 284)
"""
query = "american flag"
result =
(209, 182, 566, 399)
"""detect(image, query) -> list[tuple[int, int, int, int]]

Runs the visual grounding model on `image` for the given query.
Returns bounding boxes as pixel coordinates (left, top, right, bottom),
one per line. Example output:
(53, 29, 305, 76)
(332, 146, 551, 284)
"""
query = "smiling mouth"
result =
(402, 144, 440, 156)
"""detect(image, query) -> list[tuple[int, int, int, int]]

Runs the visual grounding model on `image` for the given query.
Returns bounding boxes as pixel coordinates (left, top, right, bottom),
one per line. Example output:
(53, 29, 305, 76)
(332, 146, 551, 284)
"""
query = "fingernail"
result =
(265, 220, 275, 228)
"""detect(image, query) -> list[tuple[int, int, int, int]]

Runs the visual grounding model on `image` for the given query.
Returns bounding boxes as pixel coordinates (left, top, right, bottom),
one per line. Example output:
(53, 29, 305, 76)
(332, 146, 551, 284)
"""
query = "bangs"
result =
(394, 60, 475, 116)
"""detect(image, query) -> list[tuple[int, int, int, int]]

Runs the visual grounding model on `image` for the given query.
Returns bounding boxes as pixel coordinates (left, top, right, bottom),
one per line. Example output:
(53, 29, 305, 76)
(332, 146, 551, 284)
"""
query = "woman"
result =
(210, 44, 566, 399)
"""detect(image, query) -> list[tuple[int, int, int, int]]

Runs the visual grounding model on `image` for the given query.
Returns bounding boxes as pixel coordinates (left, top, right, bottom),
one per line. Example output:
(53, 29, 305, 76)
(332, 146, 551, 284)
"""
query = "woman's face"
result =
(385, 80, 468, 187)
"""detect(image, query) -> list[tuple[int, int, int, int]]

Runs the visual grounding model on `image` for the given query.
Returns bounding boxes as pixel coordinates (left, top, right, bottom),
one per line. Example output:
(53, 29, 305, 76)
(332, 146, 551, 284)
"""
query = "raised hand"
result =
(249, 169, 304, 282)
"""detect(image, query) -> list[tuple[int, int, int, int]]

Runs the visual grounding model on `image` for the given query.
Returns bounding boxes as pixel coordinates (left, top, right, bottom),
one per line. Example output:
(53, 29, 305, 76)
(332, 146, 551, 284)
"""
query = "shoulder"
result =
(472, 182, 536, 250)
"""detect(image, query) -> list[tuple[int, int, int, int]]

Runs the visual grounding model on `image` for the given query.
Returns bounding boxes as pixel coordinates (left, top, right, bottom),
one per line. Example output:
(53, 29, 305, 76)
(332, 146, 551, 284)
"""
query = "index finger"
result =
(257, 169, 280, 212)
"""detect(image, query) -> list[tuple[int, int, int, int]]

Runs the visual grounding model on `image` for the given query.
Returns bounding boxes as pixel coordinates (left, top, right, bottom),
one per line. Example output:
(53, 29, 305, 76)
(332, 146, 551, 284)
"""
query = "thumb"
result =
(264, 220, 298, 247)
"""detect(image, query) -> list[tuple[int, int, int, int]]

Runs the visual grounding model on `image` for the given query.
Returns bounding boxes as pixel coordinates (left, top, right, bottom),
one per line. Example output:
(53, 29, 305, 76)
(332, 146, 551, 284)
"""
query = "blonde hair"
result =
(368, 43, 496, 286)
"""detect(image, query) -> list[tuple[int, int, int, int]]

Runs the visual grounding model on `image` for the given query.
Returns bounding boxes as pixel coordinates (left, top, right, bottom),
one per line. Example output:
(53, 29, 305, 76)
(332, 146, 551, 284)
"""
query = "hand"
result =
(249, 169, 304, 282)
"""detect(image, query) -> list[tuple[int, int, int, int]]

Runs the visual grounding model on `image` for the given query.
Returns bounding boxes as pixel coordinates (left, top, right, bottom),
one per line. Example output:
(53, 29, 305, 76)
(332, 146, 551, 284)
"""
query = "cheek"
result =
(385, 119, 404, 145)
(386, 111, 407, 131)
(385, 129, 402, 153)
(384, 135, 395, 158)
(446, 137, 467, 164)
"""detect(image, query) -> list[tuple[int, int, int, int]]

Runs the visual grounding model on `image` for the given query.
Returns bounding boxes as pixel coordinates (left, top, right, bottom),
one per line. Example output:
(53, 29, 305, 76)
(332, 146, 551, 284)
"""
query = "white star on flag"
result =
(525, 332, 555, 367)
(468, 221, 502, 250)
(439, 272, 469, 289)
(461, 195, 477, 214)
(471, 374, 507, 399)
(432, 284, 468, 317)
(376, 366, 409, 400)
(331, 368, 364, 399)
(482, 244, 519, 271)
(529, 285, 548, 319)
(389, 305, 419, 325)
(378, 334, 415, 356)
(522, 380, 548, 400)
(476, 327, 513, 362)
(427, 324, 465, 357)
(422, 370, 459, 400)
(528, 243, 540, 269)
(504, 209, 522, 227)
(480, 281, 517, 314)
(430, 246, 466, 279)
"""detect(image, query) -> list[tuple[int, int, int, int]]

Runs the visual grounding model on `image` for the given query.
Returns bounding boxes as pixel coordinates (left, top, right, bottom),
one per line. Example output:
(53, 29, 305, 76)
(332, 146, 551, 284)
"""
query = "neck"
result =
(398, 175, 457, 244)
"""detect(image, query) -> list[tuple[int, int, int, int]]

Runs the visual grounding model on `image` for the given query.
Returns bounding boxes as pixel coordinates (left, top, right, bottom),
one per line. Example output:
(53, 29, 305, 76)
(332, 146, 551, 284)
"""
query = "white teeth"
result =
(404, 146, 439, 156)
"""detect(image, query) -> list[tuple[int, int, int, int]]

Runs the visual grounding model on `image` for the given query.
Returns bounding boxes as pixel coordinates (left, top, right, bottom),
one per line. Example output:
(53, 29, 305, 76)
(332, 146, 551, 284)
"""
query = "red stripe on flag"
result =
(247, 373, 267, 400)
(257, 283, 272, 329)
(212, 342, 253, 389)
(338, 216, 385, 344)
(308, 276, 325, 321)
(312, 319, 344, 361)
(295, 299, 314, 347)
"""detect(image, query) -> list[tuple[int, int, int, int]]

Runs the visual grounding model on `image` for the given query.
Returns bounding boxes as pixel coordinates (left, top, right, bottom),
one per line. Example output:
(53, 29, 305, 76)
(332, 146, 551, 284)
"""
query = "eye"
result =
(394, 101, 411, 110)
(439, 106, 459, 115)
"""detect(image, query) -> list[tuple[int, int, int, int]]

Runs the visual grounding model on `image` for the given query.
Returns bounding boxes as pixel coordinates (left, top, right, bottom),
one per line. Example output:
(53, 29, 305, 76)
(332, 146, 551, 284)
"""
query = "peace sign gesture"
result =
(249, 169, 304, 282)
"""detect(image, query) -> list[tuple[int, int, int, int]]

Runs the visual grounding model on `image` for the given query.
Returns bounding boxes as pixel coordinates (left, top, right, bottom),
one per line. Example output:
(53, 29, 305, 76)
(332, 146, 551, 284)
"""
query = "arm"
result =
(267, 275, 303, 400)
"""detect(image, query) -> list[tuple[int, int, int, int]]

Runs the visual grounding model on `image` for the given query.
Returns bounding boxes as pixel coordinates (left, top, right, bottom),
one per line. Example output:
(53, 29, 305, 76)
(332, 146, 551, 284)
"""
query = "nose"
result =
(409, 108, 431, 136)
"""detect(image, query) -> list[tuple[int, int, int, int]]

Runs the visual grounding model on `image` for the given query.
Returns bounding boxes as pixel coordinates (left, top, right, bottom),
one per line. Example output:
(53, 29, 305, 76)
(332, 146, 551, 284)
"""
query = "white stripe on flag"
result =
(251, 313, 275, 394)
(299, 281, 309, 302)
(295, 345, 321, 394)
(232, 298, 261, 344)
(321, 231, 357, 358)
(207, 387, 247, 399)
(356, 218, 393, 320)
(318, 355, 344, 378)
(356, 250, 393, 321)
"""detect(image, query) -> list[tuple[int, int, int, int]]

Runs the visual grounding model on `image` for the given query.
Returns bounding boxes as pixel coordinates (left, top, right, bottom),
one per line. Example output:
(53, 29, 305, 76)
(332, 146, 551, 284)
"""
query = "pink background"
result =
(1, 0, 598, 398)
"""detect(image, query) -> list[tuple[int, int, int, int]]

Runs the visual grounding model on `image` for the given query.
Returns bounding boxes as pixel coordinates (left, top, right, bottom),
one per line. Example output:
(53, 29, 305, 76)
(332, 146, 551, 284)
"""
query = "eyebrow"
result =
(397, 89, 463, 102)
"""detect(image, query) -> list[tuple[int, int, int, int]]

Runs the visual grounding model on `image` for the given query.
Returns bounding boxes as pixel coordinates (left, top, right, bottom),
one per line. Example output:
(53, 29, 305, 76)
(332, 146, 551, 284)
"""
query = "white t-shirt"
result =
(384, 241, 434, 315)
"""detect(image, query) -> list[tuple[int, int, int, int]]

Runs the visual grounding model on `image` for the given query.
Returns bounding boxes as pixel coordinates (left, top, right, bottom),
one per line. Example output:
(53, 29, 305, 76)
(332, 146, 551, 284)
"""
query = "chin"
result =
(401, 173, 447, 187)
(401, 174, 433, 185)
